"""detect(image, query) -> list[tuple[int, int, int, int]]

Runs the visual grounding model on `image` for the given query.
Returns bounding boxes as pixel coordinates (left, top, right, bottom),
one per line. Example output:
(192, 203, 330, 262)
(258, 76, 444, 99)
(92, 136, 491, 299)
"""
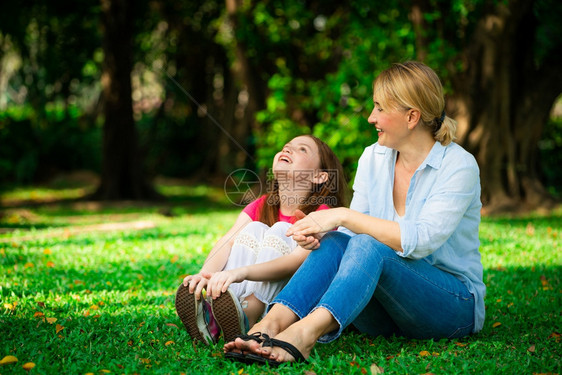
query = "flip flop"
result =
(224, 332, 265, 364)
(260, 334, 308, 365)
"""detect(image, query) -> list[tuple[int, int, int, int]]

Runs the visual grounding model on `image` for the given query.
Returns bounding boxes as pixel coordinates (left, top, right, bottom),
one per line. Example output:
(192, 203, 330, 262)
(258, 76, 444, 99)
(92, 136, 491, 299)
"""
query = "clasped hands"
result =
(286, 208, 341, 250)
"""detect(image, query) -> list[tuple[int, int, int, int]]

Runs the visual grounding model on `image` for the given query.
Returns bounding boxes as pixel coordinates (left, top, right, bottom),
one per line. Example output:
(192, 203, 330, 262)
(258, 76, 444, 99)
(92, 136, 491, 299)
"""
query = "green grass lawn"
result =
(0, 182, 560, 374)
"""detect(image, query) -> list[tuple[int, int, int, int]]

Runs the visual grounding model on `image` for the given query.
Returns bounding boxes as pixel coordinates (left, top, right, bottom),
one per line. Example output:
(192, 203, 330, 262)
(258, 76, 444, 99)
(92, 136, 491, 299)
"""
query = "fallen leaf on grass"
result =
(24, 262, 34, 268)
(370, 364, 384, 374)
(56, 324, 64, 334)
(37, 302, 45, 308)
(43, 248, 52, 254)
(165, 323, 178, 329)
(455, 342, 468, 347)
(527, 345, 536, 353)
(100, 370, 111, 373)
(46, 317, 57, 324)
(170, 255, 179, 263)
(0, 355, 18, 365)
(46, 261, 55, 268)
(419, 351, 431, 357)
(22, 362, 35, 370)
(89, 305, 99, 310)
(492, 322, 502, 328)
(548, 332, 561, 342)
(3, 303, 15, 311)
(34, 312, 45, 318)
(165, 341, 175, 346)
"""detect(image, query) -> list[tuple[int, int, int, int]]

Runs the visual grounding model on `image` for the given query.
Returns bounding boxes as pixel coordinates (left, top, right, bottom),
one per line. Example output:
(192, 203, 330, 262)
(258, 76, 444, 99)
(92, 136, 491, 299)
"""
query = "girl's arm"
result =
(202, 247, 310, 299)
(183, 211, 252, 299)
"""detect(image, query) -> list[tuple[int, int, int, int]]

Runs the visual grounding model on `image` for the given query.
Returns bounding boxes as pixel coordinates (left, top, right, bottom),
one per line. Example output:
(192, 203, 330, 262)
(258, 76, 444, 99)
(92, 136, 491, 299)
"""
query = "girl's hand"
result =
(182, 273, 209, 300)
(202, 269, 248, 299)
(293, 233, 321, 250)
(287, 209, 341, 237)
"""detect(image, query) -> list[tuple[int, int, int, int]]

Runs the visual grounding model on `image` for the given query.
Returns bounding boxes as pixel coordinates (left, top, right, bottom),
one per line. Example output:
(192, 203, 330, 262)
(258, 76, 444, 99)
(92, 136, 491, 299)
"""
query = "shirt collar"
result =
(376, 141, 447, 170)
(422, 141, 446, 170)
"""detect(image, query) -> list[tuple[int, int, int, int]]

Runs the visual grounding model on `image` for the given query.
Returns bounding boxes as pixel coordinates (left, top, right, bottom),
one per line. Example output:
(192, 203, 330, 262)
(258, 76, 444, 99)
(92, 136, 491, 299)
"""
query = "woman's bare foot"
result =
(223, 303, 300, 355)
(259, 320, 318, 363)
(260, 307, 339, 363)
(223, 319, 280, 355)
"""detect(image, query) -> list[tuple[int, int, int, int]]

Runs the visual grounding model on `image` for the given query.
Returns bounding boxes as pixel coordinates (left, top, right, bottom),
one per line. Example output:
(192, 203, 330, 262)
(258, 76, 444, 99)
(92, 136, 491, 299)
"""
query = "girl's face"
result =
(368, 97, 410, 149)
(272, 136, 322, 176)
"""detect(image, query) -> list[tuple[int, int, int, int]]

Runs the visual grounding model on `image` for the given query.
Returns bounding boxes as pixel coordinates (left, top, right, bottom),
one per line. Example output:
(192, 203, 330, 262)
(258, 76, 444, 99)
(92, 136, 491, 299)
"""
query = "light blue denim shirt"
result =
(339, 141, 485, 333)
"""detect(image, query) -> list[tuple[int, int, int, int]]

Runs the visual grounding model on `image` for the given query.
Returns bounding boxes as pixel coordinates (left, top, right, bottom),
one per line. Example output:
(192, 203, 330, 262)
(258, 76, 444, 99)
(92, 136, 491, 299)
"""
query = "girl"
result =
(175, 135, 347, 345)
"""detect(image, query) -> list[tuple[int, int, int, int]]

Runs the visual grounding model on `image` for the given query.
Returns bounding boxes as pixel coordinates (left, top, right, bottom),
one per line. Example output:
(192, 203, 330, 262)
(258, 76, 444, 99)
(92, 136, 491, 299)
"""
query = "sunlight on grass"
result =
(0, 184, 560, 374)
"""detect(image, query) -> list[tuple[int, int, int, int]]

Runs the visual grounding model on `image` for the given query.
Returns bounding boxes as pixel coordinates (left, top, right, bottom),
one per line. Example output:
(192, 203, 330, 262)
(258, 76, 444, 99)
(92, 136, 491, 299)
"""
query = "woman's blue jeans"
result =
(272, 232, 475, 342)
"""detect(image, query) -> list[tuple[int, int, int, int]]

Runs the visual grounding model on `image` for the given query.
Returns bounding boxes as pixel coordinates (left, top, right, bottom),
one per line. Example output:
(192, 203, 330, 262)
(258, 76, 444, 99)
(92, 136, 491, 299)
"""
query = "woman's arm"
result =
(202, 247, 310, 299)
(287, 208, 403, 252)
(183, 211, 252, 298)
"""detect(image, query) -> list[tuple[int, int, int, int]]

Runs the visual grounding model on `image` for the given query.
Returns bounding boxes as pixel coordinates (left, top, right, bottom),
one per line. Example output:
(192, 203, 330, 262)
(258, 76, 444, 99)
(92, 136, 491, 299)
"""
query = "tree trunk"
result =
(424, 0, 562, 213)
(95, 0, 159, 200)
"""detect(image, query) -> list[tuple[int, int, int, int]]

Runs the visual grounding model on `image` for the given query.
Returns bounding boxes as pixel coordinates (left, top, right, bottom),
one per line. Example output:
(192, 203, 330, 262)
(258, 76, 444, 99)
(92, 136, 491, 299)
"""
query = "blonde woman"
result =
(224, 61, 485, 366)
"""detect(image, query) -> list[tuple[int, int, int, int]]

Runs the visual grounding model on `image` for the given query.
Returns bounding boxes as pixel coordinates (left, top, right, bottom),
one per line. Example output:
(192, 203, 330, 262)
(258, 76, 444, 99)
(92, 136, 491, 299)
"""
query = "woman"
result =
(224, 61, 485, 365)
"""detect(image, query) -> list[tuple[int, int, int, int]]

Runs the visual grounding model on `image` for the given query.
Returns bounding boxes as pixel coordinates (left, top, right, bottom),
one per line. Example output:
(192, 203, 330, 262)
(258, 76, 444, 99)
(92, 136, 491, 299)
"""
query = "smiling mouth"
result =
(376, 127, 383, 133)
(279, 155, 292, 163)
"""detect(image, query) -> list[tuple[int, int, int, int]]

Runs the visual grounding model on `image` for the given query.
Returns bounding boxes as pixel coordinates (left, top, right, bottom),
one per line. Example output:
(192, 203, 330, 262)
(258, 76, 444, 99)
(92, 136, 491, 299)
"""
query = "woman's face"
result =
(368, 97, 409, 149)
(272, 136, 322, 177)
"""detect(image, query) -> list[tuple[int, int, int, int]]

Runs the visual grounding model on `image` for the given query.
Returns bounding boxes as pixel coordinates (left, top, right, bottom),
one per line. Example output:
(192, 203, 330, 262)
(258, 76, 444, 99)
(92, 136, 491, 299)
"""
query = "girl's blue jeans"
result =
(272, 232, 475, 342)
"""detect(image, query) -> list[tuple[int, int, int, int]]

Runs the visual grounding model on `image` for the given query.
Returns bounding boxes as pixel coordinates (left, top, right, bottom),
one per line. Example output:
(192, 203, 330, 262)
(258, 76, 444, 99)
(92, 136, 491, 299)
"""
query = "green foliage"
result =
(0, 184, 560, 373)
(0, 113, 101, 185)
(0, 0, 561, 190)
(243, 2, 416, 180)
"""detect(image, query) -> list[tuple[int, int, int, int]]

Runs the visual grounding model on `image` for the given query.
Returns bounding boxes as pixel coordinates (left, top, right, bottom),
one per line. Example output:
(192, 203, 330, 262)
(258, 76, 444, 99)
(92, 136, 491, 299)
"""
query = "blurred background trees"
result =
(0, 0, 560, 210)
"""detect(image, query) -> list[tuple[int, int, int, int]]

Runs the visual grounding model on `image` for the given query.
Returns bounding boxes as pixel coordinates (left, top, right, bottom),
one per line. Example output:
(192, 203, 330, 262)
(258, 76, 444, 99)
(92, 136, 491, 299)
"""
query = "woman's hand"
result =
(201, 268, 248, 299)
(182, 273, 209, 300)
(287, 208, 343, 238)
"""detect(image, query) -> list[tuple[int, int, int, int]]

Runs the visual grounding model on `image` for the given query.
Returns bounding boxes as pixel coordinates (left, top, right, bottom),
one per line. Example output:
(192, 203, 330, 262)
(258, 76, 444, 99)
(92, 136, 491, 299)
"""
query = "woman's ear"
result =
(407, 109, 421, 130)
(313, 171, 329, 185)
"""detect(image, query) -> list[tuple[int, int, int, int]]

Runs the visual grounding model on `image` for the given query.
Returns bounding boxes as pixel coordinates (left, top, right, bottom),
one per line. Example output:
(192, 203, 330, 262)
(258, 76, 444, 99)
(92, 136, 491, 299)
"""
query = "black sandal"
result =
(259, 333, 308, 365)
(224, 332, 265, 364)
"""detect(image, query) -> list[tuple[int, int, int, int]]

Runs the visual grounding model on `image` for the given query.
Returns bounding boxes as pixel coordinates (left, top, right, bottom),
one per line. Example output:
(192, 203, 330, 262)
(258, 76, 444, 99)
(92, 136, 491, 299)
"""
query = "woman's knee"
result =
(346, 234, 396, 261)
(318, 231, 352, 256)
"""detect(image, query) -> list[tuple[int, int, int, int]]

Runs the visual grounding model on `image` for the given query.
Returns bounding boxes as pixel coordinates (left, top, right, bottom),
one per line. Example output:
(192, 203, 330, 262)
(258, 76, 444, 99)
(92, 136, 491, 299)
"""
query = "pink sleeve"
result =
(316, 204, 331, 211)
(242, 195, 266, 221)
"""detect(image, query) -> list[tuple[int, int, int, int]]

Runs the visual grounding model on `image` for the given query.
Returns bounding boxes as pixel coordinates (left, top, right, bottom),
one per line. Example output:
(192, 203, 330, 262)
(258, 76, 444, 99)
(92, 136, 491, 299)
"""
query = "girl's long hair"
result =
(258, 135, 348, 226)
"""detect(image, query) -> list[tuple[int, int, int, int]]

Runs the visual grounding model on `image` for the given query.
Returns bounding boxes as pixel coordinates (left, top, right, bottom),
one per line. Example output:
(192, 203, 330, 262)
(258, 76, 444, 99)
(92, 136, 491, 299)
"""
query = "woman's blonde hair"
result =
(373, 61, 456, 145)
